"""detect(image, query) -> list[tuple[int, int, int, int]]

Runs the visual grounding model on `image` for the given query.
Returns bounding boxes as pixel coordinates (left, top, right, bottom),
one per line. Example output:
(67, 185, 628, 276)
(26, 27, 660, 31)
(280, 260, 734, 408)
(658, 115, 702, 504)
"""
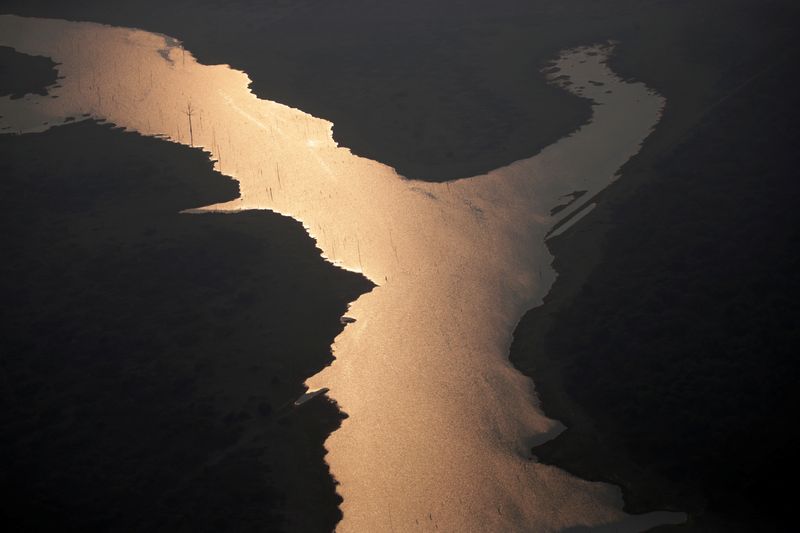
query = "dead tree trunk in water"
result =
(184, 102, 195, 147)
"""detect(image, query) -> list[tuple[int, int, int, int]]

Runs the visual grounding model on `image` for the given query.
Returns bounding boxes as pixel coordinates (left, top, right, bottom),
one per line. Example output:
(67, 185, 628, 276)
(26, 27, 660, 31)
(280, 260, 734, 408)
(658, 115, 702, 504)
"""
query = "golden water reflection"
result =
(0, 15, 684, 531)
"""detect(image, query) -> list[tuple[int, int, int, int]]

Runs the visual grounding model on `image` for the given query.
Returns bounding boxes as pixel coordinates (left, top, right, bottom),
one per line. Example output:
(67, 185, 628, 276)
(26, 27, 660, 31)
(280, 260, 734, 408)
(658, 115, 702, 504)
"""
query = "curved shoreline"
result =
(0, 15, 681, 531)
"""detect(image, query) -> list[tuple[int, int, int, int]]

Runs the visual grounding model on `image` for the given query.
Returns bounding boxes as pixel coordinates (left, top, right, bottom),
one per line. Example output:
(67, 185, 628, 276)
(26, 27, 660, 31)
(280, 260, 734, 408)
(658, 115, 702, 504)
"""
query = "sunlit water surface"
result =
(0, 15, 685, 531)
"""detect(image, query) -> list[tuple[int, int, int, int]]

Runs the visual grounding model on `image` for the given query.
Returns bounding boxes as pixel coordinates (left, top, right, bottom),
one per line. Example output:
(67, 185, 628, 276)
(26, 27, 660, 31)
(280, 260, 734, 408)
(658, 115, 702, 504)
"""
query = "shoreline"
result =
(3, 2, 798, 530)
(0, 119, 373, 531)
(0, 16, 678, 531)
(508, 74, 718, 530)
(510, 27, 800, 530)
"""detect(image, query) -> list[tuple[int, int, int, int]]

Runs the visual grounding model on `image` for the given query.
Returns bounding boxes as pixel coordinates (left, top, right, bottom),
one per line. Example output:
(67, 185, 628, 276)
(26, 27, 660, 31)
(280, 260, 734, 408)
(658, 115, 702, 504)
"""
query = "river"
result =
(0, 14, 684, 531)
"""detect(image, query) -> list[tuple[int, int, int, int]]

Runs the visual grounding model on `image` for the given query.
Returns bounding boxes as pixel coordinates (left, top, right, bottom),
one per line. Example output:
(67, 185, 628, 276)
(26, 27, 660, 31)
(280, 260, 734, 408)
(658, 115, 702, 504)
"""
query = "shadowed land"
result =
(0, 121, 372, 532)
(512, 31, 800, 533)
(0, 46, 57, 99)
(0, 15, 677, 531)
(1, 1, 799, 531)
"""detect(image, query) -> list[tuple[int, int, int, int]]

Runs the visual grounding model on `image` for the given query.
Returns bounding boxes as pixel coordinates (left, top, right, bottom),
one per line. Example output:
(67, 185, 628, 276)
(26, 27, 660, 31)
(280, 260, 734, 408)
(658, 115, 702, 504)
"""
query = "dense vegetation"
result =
(0, 122, 372, 532)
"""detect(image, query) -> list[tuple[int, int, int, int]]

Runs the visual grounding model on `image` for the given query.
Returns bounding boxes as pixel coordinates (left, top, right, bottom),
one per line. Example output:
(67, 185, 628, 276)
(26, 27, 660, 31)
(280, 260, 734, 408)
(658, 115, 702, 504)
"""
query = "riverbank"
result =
(0, 120, 372, 531)
(1, 16, 684, 529)
(2, 2, 798, 531)
(511, 14, 800, 532)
